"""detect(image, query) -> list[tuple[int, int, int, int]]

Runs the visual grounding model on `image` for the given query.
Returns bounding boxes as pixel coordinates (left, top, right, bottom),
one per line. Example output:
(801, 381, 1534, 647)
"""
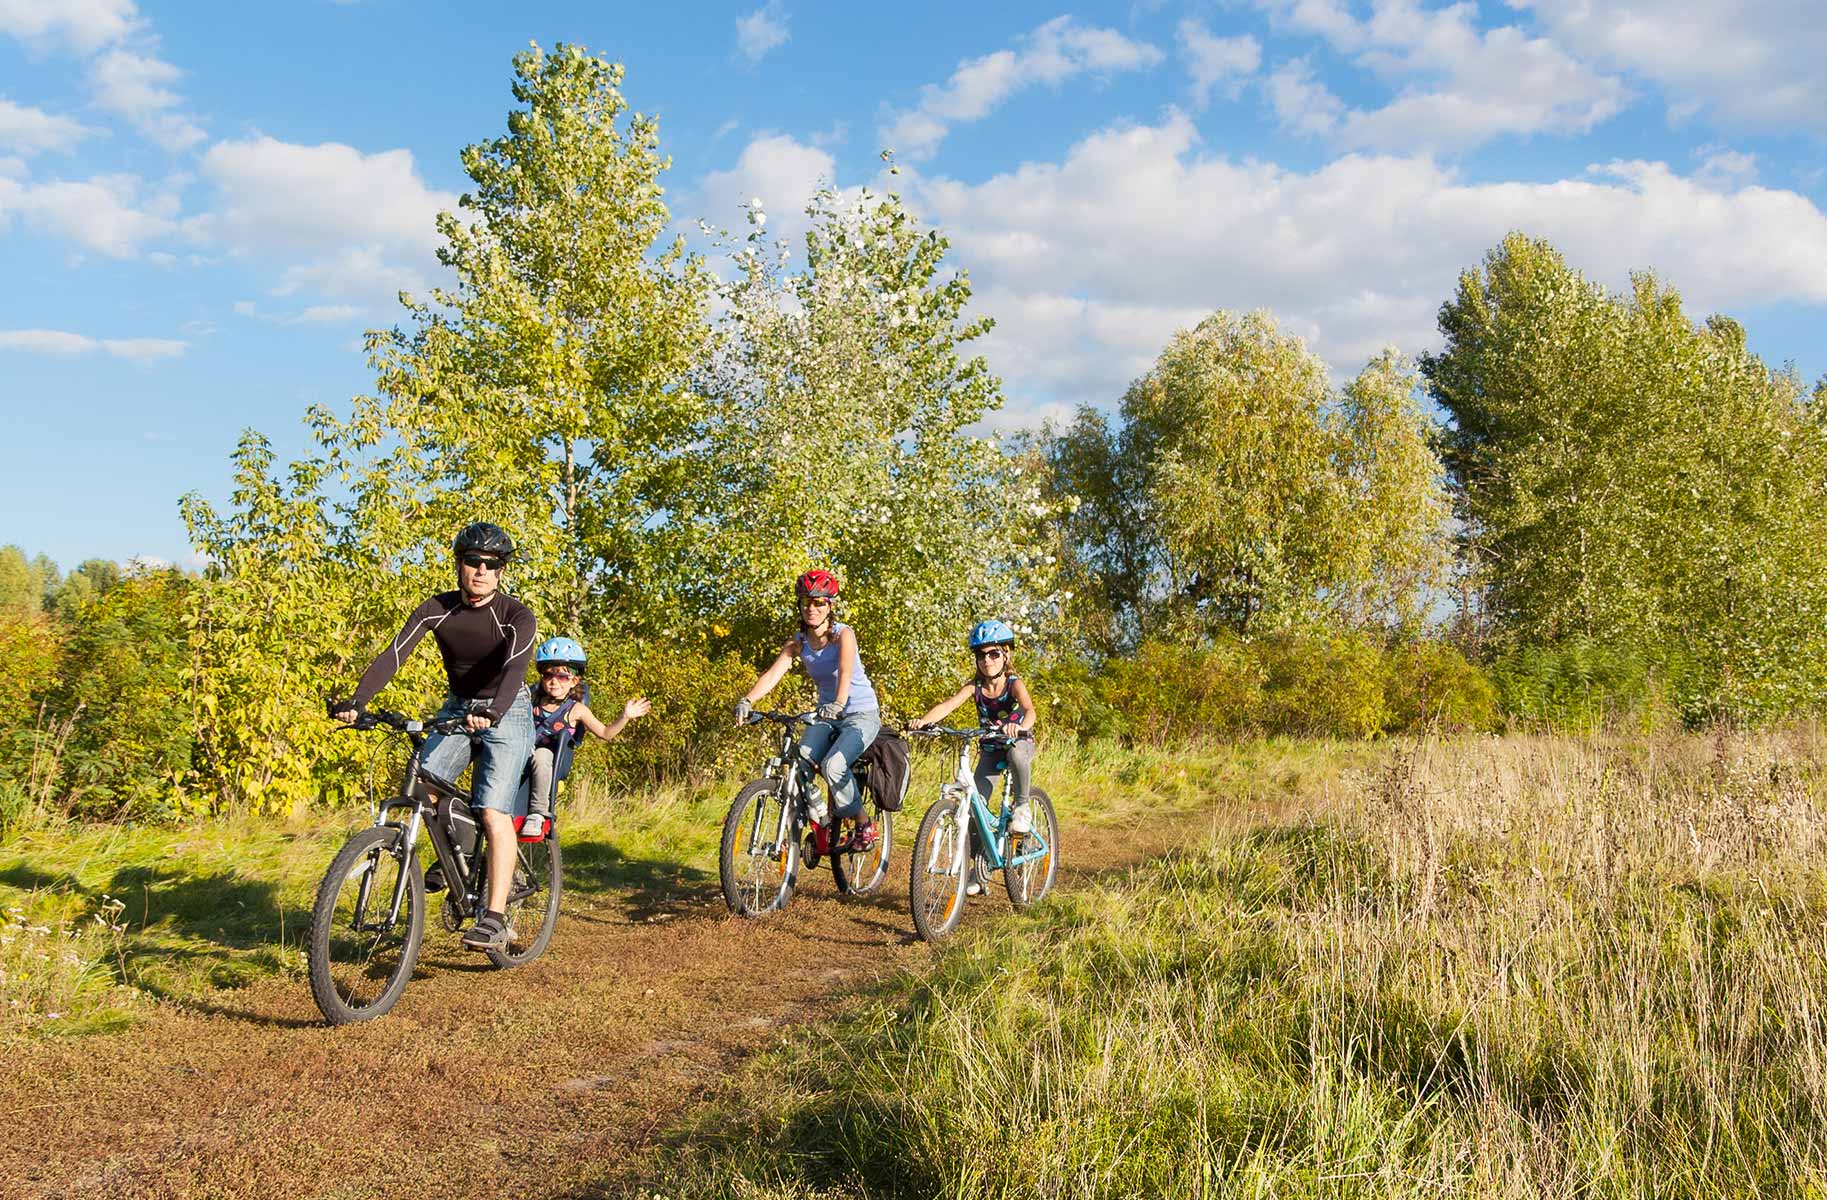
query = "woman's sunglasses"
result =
(459, 554, 505, 571)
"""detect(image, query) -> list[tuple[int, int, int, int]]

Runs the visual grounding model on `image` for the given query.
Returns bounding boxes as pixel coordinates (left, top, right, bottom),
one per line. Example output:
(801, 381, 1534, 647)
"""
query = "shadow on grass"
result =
(562, 836, 716, 922)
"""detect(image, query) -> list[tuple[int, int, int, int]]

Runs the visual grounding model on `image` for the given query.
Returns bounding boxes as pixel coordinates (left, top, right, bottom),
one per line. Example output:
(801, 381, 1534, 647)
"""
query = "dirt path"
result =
(1, 814, 1194, 1200)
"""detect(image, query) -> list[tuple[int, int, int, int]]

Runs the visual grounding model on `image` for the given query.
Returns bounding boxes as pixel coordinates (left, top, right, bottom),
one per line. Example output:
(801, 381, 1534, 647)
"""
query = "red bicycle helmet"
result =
(795, 569, 840, 600)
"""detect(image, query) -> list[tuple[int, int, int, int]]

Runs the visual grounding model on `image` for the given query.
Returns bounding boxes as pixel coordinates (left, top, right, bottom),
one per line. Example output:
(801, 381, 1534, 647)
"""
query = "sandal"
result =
(461, 913, 512, 951)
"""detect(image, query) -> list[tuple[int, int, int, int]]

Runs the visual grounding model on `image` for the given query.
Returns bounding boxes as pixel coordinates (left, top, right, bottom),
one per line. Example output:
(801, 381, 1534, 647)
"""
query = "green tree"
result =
(181, 43, 713, 808)
(1053, 312, 1449, 642)
(685, 187, 1060, 705)
(1422, 233, 1827, 720)
(0, 546, 57, 615)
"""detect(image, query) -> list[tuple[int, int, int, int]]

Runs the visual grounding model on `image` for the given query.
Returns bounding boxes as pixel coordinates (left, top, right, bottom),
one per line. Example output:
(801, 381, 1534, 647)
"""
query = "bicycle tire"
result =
(485, 828, 562, 968)
(1003, 786, 1059, 911)
(720, 777, 800, 916)
(307, 825, 426, 1025)
(831, 803, 894, 896)
(909, 798, 969, 942)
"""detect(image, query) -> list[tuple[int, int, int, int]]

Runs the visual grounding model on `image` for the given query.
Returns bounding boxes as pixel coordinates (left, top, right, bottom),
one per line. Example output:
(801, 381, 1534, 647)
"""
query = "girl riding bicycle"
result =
(734, 569, 882, 852)
(524, 637, 651, 839)
(908, 620, 1036, 891)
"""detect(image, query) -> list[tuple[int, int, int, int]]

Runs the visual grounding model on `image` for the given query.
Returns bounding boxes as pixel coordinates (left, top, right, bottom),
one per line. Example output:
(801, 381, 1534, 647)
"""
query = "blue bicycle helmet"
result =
(968, 619, 1016, 650)
(535, 636, 587, 673)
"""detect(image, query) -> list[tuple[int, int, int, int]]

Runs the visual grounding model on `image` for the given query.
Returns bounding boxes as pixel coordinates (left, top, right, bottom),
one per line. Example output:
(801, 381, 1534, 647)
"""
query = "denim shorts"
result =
(420, 686, 534, 815)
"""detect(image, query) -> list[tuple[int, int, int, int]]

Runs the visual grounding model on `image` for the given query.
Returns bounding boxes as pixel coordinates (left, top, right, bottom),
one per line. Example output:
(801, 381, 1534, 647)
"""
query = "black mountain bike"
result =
(719, 710, 897, 916)
(306, 708, 563, 1025)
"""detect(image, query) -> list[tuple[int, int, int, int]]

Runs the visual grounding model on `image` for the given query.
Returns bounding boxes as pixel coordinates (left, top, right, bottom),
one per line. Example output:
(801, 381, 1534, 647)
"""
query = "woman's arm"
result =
(744, 642, 799, 704)
(573, 696, 652, 743)
(910, 684, 974, 728)
(833, 626, 858, 708)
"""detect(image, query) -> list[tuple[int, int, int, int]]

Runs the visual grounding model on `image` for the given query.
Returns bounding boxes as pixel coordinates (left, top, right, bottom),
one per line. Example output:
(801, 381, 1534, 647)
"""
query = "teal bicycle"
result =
(906, 726, 1058, 942)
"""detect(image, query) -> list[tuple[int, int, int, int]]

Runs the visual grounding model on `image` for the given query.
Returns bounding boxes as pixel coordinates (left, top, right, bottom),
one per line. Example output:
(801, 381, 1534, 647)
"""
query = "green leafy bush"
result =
(1384, 640, 1499, 733)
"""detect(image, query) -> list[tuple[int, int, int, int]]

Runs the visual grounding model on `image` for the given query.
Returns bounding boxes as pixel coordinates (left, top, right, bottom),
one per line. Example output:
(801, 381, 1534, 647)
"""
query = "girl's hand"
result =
(1001, 720, 1021, 739)
(625, 696, 651, 721)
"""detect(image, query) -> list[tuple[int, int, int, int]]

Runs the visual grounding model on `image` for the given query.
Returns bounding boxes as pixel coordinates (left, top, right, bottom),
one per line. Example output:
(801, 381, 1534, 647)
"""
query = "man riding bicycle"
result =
(330, 521, 538, 952)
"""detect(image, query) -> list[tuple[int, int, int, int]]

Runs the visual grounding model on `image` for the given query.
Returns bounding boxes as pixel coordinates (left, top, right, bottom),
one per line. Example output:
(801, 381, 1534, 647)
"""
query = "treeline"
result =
(4, 42, 1822, 827)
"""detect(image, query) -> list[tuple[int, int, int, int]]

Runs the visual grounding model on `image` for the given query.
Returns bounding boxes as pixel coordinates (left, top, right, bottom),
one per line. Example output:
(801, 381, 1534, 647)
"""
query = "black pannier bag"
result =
(857, 727, 911, 812)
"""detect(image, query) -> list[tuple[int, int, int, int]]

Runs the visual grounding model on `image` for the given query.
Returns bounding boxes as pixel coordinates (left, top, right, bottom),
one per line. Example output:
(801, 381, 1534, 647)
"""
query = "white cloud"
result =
(1258, 0, 1629, 151)
(0, 170, 177, 256)
(1178, 20, 1260, 108)
(195, 136, 455, 309)
(0, 98, 94, 154)
(1515, 0, 1827, 131)
(89, 49, 204, 151)
(735, 3, 788, 64)
(900, 112, 1827, 414)
(0, 327, 184, 360)
(881, 17, 1163, 161)
(694, 131, 836, 244)
(0, 0, 141, 54)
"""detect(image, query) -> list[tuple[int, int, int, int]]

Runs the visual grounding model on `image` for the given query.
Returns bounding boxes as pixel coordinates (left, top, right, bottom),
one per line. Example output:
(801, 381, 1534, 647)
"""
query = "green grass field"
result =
(630, 729, 1827, 1198)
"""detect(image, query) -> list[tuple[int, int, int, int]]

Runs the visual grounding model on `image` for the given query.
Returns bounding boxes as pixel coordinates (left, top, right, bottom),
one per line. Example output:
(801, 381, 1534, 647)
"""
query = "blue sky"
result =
(3, 0, 1824, 569)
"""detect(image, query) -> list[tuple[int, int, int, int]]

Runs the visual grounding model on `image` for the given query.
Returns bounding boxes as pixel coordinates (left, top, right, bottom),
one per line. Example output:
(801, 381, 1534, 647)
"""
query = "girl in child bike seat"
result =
(908, 620, 1037, 881)
(524, 637, 650, 839)
(734, 569, 882, 855)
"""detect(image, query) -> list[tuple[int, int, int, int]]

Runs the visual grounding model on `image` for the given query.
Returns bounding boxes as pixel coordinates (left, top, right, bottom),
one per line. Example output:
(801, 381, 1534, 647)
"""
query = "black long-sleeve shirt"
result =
(350, 591, 538, 721)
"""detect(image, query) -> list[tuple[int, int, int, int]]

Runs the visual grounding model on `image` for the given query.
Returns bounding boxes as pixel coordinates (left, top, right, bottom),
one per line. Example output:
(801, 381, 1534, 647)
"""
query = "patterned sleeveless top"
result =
(973, 675, 1026, 731)
(533, 694, 580, 750)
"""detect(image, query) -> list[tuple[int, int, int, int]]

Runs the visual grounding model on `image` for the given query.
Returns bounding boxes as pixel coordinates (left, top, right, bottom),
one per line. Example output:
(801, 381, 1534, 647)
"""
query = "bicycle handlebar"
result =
(342, 708, 476, 737)
(906, 725, 1015, 748)
(741, 709, 817, 728)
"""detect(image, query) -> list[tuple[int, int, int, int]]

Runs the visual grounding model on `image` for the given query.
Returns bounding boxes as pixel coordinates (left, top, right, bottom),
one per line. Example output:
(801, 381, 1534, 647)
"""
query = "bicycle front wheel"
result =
(1003, 787, 1059, 911)
(720, 778, 800, 916)
(486, 828, 562, 968)
(832, 803, 893, 897)
(307, 825, 426, 1025)
(909, 798, 969, 942)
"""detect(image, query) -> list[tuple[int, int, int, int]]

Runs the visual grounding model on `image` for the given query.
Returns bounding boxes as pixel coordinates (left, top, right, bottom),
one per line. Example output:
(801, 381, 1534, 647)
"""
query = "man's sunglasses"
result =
(459, 554, 505, 571)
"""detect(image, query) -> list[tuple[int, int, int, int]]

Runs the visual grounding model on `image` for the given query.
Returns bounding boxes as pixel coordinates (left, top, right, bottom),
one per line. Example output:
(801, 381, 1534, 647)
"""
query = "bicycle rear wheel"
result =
(486, 828, 562, 968)
(909, 798, 969, 942)
(720, 778, 800, 916)
(1003, 787, 1059, 911)
(831, 803, 893, 896)
(307, 825, 426, 1025)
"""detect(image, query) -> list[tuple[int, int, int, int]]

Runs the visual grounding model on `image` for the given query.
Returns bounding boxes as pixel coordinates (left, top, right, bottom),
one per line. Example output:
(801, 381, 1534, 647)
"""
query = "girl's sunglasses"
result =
(974, 648, 1006, 660)
(459, 554, 505, 571)
(541, 667, 578, 680)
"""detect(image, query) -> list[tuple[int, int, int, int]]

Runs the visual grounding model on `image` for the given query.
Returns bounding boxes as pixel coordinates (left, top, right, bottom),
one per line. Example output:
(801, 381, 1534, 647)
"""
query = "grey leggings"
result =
(974, 737, 1035, 808)
(528, 746, 557, 816)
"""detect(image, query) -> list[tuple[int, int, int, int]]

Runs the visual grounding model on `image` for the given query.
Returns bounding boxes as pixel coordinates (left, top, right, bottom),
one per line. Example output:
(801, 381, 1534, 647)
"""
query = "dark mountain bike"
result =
(306, 708, 563, 1025)
(719, 710, 896, 916)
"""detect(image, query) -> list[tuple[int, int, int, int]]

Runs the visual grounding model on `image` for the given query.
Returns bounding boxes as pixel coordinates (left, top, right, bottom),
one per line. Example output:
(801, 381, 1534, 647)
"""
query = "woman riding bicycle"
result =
(734, 569, 882, 853)
(908, 619, 1036, 891)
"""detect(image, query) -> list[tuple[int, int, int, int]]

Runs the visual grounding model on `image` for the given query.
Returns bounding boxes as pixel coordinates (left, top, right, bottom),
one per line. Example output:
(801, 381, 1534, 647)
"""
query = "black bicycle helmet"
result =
(452, 521, 516, 562)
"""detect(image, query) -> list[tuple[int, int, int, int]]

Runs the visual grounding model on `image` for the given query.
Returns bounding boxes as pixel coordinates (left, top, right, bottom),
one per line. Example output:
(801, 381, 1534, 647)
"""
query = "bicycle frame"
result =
(927, 731, 1051, 875)
(361, 716, 495, 930)
(741, 712, 816, 863)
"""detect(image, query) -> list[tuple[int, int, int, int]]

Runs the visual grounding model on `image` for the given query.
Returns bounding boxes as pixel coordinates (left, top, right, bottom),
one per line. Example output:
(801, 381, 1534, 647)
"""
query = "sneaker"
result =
(521, 812, 549, 840)
(1010, 802, 1033, 835)
(851, 818, 879, 852)
(965, 880, 983, 896)
(423, 861, 446, 894)
(965, 858, 988, 896)
(461, 914, 512, 951)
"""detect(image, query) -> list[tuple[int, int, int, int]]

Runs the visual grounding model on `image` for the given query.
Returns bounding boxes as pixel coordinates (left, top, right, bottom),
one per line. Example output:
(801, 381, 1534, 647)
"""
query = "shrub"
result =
(1491, 640, 1671, 733)
(1099, 637, 1264, 746)
(1384, 640, 1499, 733)
(1255, 631, 1391, 739)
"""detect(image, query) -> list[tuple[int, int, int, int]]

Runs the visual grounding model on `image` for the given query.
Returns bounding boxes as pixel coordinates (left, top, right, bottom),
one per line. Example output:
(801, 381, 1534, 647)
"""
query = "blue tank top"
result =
(797, 624, 878, 715)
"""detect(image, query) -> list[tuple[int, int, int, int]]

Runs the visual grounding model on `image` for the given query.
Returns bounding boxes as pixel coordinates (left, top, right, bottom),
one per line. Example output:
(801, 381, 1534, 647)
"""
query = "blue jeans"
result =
(796, 709, 881, 818)
(421, 687, 534, 815)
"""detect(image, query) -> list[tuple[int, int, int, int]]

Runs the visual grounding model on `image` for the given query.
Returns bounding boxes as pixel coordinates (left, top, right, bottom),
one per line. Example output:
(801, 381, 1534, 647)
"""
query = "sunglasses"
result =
(800, 596, 833, 607)
(541, 667, 578, 680)
(974, 648, 1006, 660)
(459, 554, 505, 571)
